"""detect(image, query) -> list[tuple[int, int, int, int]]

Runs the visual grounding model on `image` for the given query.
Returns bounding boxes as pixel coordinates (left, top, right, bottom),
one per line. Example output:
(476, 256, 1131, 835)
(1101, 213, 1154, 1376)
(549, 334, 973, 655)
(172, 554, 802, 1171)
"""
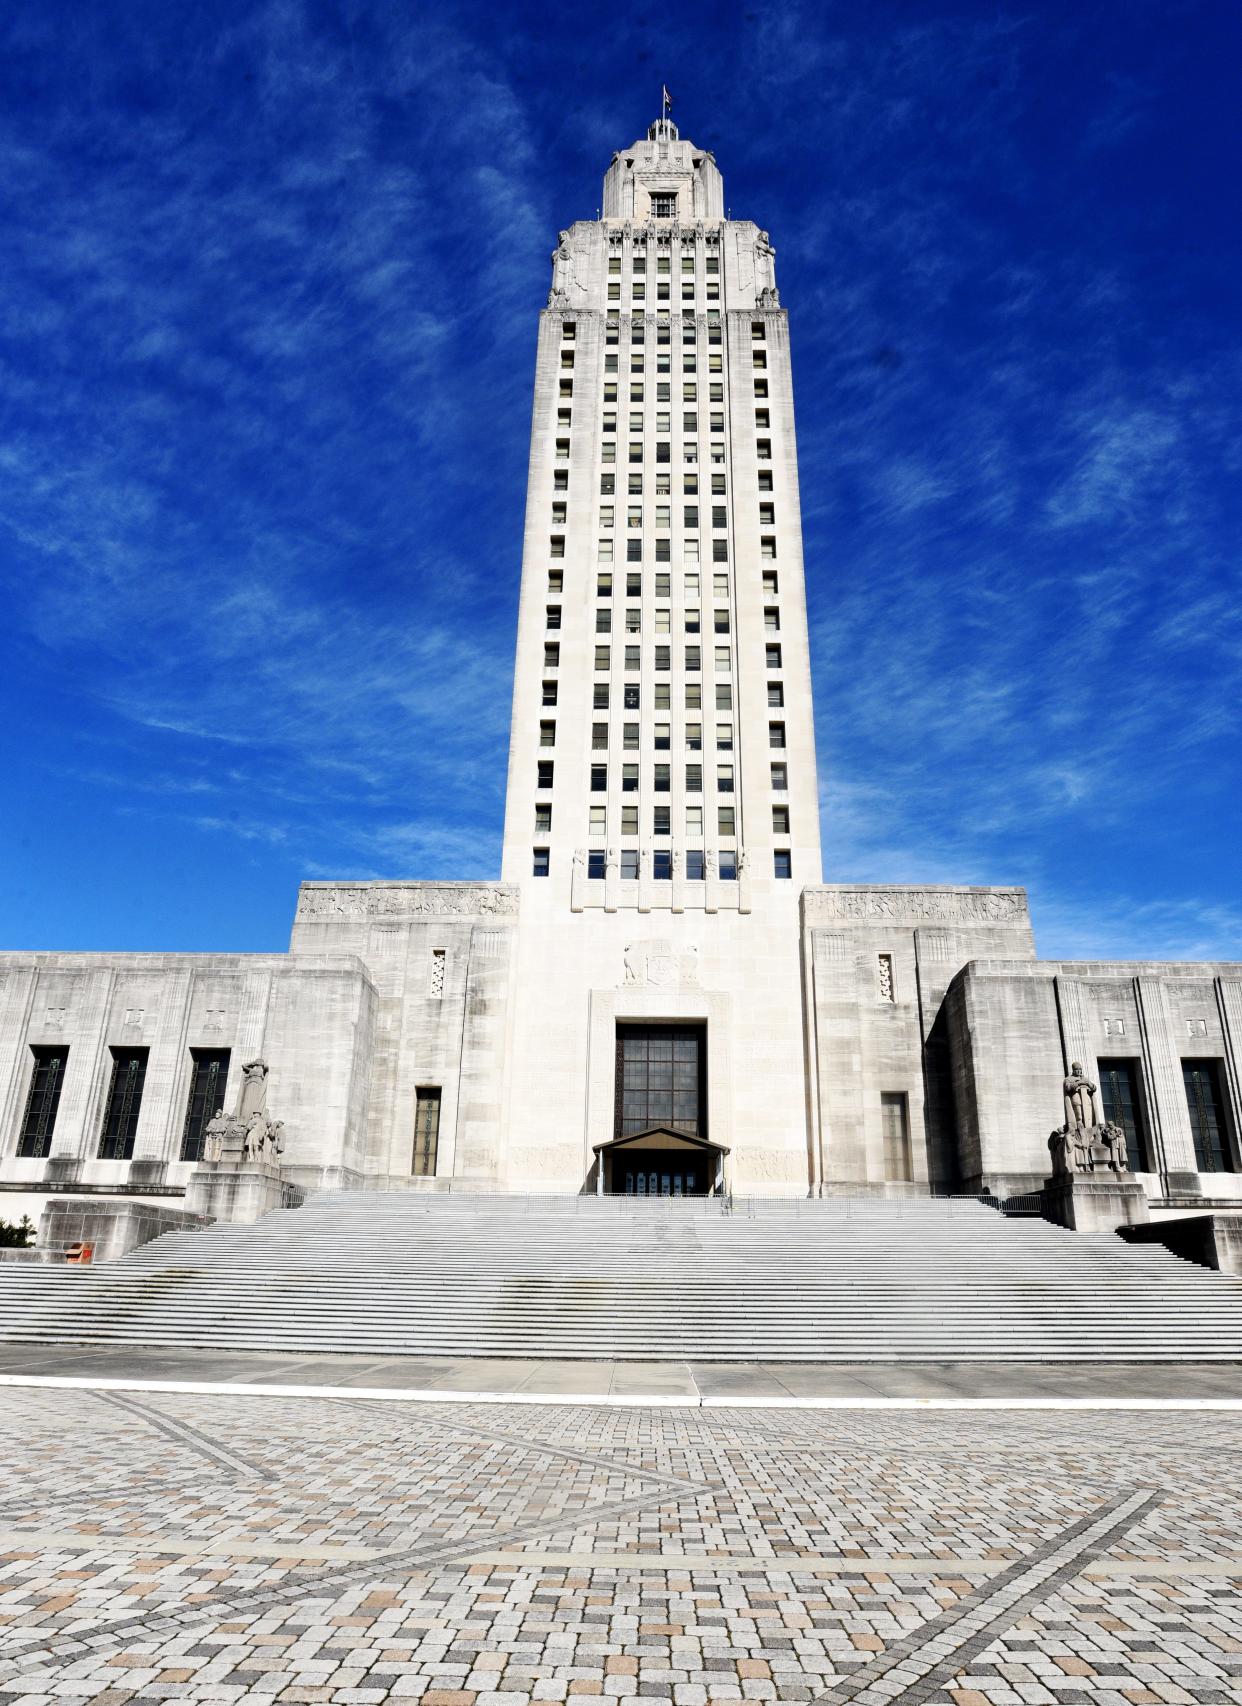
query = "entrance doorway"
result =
(621, 1156, 703, 1196)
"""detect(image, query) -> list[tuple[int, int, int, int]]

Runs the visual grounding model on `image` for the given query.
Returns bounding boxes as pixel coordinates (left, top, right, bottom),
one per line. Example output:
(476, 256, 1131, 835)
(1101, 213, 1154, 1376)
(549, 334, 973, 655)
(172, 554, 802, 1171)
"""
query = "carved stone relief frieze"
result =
(297, 884, 519, 922)
(622, 940, 700, 989)
(804, 887, 1028, 926)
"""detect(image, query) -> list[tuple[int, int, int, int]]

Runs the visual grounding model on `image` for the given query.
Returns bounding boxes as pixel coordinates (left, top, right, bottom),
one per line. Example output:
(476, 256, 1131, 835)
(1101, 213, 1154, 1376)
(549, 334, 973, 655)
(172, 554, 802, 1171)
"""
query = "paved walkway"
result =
(0, 1381, 1239, 1704)
(0, 1341, 1241, 1406)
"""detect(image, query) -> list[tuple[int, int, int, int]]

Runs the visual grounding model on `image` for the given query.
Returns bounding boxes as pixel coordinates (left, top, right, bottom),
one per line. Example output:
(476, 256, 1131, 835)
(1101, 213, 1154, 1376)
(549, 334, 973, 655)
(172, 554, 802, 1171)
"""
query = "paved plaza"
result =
(0, 1381, 1238, 1704)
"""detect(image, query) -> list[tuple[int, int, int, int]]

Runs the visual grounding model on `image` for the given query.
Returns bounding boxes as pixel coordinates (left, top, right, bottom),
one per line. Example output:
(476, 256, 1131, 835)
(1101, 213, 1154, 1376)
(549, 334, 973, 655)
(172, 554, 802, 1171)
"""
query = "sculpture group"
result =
(200, 1059, 285, 1168)
(1047, 1062, 1130, 1177)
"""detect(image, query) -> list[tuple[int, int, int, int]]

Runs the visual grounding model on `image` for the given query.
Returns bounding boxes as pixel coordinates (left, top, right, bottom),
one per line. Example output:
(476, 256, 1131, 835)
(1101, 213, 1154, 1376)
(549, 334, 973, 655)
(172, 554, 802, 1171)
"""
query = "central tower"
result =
(499, 115, 822, 1193)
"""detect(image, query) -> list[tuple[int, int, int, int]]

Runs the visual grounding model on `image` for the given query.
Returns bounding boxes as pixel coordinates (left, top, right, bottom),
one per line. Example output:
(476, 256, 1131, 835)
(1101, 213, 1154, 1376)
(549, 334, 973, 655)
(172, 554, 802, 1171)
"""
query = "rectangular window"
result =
(621, 805, 639, 835)
(686, 849, 706, 880)
(653, 806, 671, 835)
(597, 571, 613, 596)
(881, 1093, 912, 1182)
(413, 1088, 441, 1176)
(593, 683, 610, 709)
(653, 850, 672, 880)
(588, 848, 606, 879)
(718, 806, 735, 836)
(590, 764, 607, 792)
(1183, 1060, 1235, 1172)
(686, 764, 703, 793)
(686, 722, 702, 750)
(685, 608, 700, 633)
(712, 539, 728, 562)
(589, 805, 606, 835)
(773, 850, 792, 880)
(771, 763, 788, 791)
(685, 646, 701, 671)
(769, 721, 786, 748)
(594, 645, 610, 670)
(654, 764, 671, 793)
(758, 468, 773, 491)
(624, 644, 640, 671)
(772, 805, 790, 835)
(622, 764, 639, 792)
(715, 684, 733, 710)
(544, 643, 560, 669)
(97, 1046, 149, 1161)
(686, 805, 703, 835)
(591, 722, 608, 750)
(539, 720, 556, 746)
(654, 722, 671, 750)
(536, 759, 554, 789)
(718, 849, 737, 880)
(548, 568, 564, 592)
(550, 535, 564, 558)
(596, 608, 612, 633)
(766, 644, 782, 669)
(181, 1047, 230, 1162)
(532, 848, 550, 877)
(623, 684, 640, 709)
(714, 646, 731, 673)
(685, 682, 702, 708)
(534, 803, 552, 833)
(19, 1046, 67, 1158)
(623, 722, 640, 750)
(542, 680, 558, 706)
(716, 765, 734, 793)
(545, 605, 561, 630)
(1099, 1059, 1150, 1172)
(620, 849, 639, 878)
(655, 645, 671, 671)
(767, 681, 784, 707)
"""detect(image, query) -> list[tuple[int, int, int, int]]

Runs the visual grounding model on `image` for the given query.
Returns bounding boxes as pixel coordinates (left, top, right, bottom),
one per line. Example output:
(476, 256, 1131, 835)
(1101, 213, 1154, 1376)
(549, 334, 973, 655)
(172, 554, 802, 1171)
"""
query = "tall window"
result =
(182, 1048, 231, 1161)
(1098, 1059, 1149, 1171)
(97, 1047, 149, 1161)
(413, 1088, 441, 1176)
(881, 1093, 912, 1181)
(616, 1025, 704, 1136)
(1183, 1060, 1234, 1172)
(18, 1046, 68, 1158)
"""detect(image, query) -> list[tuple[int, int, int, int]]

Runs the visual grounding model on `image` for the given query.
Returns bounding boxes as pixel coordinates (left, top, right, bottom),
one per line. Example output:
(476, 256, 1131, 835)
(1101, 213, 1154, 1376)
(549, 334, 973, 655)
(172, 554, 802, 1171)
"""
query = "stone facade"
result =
(1, 118, 1239, 1220)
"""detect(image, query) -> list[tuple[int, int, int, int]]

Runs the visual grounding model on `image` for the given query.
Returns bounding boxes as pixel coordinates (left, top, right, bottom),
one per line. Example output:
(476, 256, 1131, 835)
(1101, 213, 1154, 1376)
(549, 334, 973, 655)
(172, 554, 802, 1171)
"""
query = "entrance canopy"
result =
(592, 1125, 730, 1196)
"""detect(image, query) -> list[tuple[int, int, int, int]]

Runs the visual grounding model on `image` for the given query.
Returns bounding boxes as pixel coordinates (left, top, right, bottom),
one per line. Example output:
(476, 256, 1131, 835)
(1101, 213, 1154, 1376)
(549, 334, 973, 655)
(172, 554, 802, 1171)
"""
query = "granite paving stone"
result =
(0, 1390, 1235, 1703)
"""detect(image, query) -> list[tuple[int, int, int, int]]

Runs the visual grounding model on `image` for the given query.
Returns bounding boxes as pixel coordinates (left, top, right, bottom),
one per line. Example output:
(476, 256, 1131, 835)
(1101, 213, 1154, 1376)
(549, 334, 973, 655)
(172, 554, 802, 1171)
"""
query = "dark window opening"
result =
(97, 1047, 149, 1161)
(615, 1024, 705, 1138)
(182, 1048, 230, 1162)
(413, 1087, 441, 1176)
(1098, 1058, 1150, 1172)
(1183, 1059, 1235, 1172)
(18, 1046, 68, 1159)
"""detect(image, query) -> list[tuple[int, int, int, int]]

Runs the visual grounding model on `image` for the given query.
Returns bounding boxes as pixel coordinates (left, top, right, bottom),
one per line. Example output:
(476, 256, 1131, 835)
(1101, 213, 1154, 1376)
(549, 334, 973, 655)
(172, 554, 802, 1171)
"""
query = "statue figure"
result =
(244, 1110, 267, 1162)
(203, 1109, 229, 1164)
(263, 1120, 285, 1162)
(737, 847, 750, 873)
(1102, 1121, 1128, 1175)
(1062, 1063, 1098, 1131)
(670, 847, 684, 877)
(705, 850, 718, 878)
(236, 1059, 269, 1124)
(606, 846, 620, 877)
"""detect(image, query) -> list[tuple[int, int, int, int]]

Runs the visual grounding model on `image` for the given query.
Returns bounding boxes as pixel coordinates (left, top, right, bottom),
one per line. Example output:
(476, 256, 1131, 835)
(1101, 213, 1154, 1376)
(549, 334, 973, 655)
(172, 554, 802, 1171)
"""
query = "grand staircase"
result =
(1, 1191, 1240, 1361)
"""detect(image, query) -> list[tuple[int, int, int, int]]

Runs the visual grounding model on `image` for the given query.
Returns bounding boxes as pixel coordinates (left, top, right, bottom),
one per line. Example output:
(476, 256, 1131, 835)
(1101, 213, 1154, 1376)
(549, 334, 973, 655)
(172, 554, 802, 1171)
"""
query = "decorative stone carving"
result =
(803, 887, 1028, 925)
(623, 940, 699, 989)
(1062, 1062, 1098, 1131)
(297, 884, 519, 921)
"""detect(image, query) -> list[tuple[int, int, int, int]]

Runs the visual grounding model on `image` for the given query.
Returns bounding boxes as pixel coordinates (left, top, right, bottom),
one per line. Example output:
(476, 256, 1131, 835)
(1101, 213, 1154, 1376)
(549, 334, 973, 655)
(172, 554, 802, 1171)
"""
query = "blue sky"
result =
(1, 0, 1239, 960)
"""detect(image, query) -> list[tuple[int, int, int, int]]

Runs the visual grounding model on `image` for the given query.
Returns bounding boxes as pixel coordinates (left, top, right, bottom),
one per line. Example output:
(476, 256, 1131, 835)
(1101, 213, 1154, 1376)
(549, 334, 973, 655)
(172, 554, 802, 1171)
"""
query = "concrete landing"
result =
(0, 1341, 1240, 1406)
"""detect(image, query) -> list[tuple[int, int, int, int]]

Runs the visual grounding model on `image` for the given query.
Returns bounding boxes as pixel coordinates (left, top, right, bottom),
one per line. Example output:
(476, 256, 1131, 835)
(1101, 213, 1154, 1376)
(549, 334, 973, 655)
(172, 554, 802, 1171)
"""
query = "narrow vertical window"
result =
(19, 1046, 68, 1158)
(1183, 1060, 1235, 1172)
(182, 1048, 230, 1161)
(97, 1047, 149, 1160)
(429, 950, 446, 999)
(877, 954, 894, 1002)
(881, 1093, 912, 1181)
(413, 1088, 441, 1176)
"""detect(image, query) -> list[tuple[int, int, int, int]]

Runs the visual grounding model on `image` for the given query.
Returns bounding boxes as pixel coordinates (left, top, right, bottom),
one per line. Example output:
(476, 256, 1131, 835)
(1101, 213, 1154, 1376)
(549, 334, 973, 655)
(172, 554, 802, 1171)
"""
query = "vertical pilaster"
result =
(0, 967, 38, 1155)
(1135, 976, 1198, 1190)
(133, 967, 194, 1167)
(50, 970, 116, 1167)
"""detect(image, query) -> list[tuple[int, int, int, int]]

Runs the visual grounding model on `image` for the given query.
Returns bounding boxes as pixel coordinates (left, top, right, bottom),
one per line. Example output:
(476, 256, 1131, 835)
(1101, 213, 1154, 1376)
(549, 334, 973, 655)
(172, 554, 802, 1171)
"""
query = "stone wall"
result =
(800, 886, 1036, 1191)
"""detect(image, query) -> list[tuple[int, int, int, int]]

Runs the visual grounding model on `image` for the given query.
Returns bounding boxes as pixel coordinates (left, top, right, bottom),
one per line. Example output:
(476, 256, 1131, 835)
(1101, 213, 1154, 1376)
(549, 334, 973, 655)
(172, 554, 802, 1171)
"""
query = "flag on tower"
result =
(662, 85, 673, 120)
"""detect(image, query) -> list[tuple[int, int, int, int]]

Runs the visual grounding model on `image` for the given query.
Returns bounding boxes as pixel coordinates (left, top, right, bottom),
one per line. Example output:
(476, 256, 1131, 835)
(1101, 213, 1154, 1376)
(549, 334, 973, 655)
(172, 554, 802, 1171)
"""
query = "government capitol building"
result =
(2, 115, 1240, 1220)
